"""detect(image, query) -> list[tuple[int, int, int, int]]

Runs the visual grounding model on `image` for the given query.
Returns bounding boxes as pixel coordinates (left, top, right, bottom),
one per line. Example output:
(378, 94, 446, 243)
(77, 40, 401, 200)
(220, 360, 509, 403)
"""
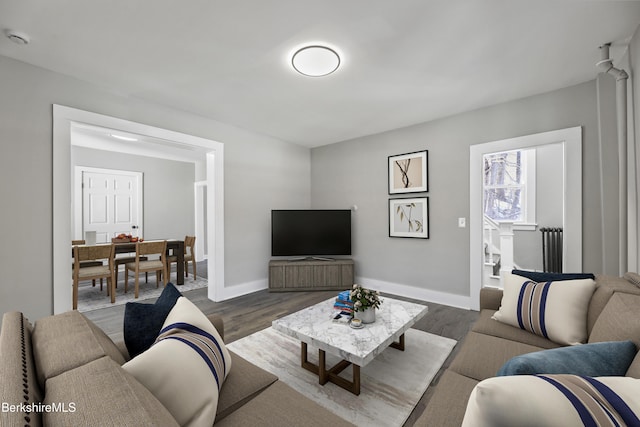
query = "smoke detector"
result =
(5, 30, 30, 45)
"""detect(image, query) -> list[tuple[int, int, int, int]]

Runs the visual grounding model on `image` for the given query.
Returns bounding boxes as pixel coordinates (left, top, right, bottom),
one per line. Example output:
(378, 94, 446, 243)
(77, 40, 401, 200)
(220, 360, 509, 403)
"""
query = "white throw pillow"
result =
(123, 297, 231, 427)
(492, 273, 596, 345)
(462, 375, 640, 427)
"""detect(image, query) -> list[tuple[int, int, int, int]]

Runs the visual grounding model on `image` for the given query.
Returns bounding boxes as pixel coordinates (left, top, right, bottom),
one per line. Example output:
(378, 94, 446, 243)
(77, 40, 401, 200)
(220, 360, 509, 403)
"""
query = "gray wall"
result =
(224, 135, 310, 286)
(72, 146, 196, 241)
(0, 54, 310, 322)
(311, 80, 610, 298)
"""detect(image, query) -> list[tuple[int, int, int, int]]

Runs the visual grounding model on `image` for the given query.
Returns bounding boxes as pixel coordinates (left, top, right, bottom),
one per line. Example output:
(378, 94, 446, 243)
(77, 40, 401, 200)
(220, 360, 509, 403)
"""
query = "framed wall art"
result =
(388, 150, 428, 194)
(389, 197, 429, 239)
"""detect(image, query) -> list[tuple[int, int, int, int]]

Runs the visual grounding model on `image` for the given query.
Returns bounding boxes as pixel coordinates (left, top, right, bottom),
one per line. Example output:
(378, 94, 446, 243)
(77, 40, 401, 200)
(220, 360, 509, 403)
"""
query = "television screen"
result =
(271, 210, 351, 257)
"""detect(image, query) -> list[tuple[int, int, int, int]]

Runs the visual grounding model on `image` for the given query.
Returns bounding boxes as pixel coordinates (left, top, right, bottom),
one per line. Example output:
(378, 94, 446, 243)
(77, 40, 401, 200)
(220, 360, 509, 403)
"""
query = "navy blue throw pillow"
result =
(512, 269, 595, 283)
(123, 283, 182, 358)
(497, 341, 637, 377)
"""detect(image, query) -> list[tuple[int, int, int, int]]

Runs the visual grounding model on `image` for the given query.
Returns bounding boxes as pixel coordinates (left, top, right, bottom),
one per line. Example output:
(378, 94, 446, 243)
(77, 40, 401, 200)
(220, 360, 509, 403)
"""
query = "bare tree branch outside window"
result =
(483, 151, 525, 221)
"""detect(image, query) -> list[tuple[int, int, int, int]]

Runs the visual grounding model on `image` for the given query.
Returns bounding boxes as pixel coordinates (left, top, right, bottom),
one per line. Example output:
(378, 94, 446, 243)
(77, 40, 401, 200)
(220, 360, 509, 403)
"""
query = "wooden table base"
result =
(300, 333, 405, 395)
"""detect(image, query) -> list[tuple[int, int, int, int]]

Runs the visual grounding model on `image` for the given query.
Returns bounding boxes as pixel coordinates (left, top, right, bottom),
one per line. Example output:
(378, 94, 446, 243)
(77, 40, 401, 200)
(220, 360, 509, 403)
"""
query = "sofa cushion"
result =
(123, 297, 231, 427)
(32, 310, 126, 390)
(473, 310, 561, 349)
(492, 273, 596, 345)
(588, 275, 640, 333)
(449, 331, 546, 380)
(589, 293, 640, 347)
(214, 381, 355, 427)
(512, 269, 595, 282)
(43, 356, 179, 427)
(0, 312, 43, 427)
(123, 282, 182, 358)
(497, 341, 637, 377)
(462, 374, 640, 427)
(216, 351, 278, 422)
(414, 370, 479, 427)
(624, 272, 640, 288)
(627, 352, 640, 379)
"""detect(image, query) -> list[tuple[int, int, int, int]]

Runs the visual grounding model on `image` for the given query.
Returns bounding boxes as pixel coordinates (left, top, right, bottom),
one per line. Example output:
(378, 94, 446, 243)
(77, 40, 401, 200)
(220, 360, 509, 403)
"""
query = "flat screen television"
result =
(271, 209, 351, 257)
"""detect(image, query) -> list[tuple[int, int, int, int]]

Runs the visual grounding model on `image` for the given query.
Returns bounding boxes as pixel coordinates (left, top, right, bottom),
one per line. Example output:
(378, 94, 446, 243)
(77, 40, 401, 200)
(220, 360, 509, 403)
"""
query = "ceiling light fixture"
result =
(5, 30, 30, 45)
(291, 45, 340, 77)
(110, 134, 138, 142)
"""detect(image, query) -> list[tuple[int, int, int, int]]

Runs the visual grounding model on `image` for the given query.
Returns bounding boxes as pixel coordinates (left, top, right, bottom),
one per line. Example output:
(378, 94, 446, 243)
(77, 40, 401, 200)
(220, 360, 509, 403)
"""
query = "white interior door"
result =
(81, 167, 143, 243)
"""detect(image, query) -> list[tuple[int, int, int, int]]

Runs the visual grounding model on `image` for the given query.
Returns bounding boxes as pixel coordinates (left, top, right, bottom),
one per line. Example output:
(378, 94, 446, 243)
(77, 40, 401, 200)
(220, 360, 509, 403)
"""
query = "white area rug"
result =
(77, 276, 208, 312)
(227, 326, 456, 427)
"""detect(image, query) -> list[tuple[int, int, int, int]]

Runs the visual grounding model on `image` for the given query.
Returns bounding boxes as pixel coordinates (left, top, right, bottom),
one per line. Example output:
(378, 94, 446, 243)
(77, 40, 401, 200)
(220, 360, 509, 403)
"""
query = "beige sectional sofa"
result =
(417, 274, 640, 426)
(0, 309, 354, 426)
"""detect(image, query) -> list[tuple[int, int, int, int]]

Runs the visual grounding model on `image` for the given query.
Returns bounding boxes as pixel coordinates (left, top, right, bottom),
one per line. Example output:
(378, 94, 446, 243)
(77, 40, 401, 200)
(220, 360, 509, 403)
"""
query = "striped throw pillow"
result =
(462, 374, 640, 427)
(155, 321, 228, 391)
(123, 297, 231, 427)
(492, 273, 596, 345)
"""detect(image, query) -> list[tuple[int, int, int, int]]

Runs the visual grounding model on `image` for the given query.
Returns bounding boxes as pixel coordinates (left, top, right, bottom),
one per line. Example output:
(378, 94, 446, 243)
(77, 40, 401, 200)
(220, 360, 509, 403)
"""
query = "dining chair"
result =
(72, 244, 115, 310)
(167, 236, 196, 280)
(115, 254, 148, 284)
(72, 239, 103, 289)
(124, 240, 168, 299)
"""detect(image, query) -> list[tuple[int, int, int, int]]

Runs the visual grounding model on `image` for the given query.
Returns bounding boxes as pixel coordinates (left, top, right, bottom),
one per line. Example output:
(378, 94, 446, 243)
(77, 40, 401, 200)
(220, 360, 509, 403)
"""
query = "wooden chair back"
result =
(137, 240, 167, 258)
(184, 236, 196, 255)
(72, 244, 115, 310)
(72, 239, 85, 245)
(73, 244, 114, 265)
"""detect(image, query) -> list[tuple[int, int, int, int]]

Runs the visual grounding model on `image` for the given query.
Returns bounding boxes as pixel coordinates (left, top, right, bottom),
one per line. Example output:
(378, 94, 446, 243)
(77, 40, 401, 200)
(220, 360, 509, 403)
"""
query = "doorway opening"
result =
(469, 127, 583, 310)
(53, 105, 224, 313)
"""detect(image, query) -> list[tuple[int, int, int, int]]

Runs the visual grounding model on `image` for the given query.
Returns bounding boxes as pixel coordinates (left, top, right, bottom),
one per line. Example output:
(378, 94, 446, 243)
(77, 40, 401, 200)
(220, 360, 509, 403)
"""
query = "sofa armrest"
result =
(480, 287, 503, 311)
(208, 313, 224, 340)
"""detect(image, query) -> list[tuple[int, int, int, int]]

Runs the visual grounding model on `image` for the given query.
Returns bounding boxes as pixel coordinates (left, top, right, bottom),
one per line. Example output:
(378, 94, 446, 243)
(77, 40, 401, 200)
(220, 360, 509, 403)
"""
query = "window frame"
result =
(483, 148, 537, 230)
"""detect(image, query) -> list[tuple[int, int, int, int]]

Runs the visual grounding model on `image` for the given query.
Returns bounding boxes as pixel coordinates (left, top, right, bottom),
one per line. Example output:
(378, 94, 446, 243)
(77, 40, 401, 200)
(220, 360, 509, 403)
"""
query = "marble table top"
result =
(272, 296, 428, 366)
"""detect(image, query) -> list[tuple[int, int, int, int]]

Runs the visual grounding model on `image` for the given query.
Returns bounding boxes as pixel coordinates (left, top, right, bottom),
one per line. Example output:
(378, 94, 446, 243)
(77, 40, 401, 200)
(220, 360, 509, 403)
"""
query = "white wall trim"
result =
(194, 180, 207, 262)
(469, 126, 582, 311)
(53, 104, 225, 313)
(206, 149, 226, 302)
(218, 279, 269, 301)
(356, 276, 471, 310)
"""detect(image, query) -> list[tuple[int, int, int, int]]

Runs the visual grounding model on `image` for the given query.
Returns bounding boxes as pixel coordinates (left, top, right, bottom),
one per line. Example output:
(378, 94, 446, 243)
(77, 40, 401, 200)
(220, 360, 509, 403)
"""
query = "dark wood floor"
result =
(84, 265, 479, 426)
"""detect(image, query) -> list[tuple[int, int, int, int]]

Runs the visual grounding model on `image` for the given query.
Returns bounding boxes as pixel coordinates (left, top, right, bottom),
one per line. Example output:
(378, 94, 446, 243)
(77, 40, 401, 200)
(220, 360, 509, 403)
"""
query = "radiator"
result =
(541, 227, 563, 273)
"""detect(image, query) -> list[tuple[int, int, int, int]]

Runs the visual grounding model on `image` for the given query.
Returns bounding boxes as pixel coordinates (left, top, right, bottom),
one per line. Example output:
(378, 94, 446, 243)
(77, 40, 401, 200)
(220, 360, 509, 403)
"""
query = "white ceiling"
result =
(1, 1, 639, 148)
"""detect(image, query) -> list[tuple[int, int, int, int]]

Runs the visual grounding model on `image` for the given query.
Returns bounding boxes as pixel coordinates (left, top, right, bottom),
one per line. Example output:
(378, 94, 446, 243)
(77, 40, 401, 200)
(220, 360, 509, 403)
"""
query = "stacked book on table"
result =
(332, 290, 354, 324)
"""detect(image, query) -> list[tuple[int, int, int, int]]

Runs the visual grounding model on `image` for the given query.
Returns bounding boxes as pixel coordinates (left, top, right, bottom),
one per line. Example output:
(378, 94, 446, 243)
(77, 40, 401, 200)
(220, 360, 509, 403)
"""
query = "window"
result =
(483, 149, 536, 228)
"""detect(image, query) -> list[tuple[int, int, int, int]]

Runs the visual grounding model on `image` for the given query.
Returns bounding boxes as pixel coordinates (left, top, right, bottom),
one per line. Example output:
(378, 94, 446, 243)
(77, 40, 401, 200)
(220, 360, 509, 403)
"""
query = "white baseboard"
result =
(212, 276, 471, 310)
(356, 276, 471, 310)
(217, 279, 269, 301)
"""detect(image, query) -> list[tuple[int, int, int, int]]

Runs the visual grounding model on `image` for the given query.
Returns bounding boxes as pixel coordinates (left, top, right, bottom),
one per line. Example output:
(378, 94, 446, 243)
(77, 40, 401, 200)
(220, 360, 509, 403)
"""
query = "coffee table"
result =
(272, 296, 428, 395)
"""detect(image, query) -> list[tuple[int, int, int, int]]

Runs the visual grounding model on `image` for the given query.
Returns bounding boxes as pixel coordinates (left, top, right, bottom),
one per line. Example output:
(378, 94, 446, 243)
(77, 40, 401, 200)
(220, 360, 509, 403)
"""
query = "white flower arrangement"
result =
(349, 284, 382, 312)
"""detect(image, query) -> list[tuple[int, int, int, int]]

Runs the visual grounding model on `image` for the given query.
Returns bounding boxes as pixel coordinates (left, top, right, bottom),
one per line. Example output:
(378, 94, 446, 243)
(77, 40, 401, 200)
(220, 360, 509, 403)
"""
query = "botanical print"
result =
(394, 201, 424, 233)
(388, 150, 428, 194)
(389, 198, 429, 239)
(394, 155, 423, 190)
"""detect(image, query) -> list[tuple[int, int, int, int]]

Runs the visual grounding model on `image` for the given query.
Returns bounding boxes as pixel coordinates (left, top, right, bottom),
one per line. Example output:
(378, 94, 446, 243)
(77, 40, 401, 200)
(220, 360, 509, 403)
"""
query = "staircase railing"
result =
(483, 215, 515, 288)
(483, 215, 500, 270)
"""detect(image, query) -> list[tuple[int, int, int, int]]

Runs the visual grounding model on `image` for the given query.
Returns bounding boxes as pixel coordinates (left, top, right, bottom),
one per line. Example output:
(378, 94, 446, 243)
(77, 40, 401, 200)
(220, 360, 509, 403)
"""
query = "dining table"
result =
(73, 239, 186, 285)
